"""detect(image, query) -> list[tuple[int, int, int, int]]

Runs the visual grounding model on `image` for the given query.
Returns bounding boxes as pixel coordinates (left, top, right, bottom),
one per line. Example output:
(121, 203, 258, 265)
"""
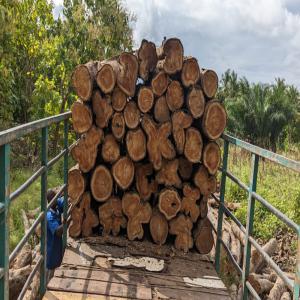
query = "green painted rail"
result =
(214, 133, 300, 300)
(0, 112, 71, 300)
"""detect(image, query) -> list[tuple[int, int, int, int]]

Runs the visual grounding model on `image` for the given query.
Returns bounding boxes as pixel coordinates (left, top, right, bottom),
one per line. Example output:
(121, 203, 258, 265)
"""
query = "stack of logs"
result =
(68, 37, 227, 254)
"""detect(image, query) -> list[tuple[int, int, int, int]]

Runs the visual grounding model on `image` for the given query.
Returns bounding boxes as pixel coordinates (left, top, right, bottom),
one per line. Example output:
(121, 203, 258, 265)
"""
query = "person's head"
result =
(47, 189, 57, 209)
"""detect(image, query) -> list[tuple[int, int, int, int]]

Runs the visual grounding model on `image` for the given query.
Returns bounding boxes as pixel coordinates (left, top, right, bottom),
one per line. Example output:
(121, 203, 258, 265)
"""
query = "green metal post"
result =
(40, 127, 48, 296)
(63, 119, 68, 249)
(294, 227, 300, 300)
(242, 154, 259, 300)
(215, 140, 229, 273)
(0, 144, 10, 300)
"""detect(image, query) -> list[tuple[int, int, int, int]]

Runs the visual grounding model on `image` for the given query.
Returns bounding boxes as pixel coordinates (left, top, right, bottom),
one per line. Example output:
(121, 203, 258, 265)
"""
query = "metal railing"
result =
(0, 111, 71, 300)
(214, 133, 300, 300)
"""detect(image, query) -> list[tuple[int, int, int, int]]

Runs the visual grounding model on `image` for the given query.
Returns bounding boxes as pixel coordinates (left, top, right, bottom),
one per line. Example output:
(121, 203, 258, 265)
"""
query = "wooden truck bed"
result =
(44, 236, 230, 300)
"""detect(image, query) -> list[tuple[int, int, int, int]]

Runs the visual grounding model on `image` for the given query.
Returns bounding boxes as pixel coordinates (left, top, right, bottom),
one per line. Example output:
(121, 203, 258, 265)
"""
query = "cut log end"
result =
(156, 159, 182, 188)
(91, 165, 113, 202)
(203, 142, 221, 175)
(102, 134, 120, 164)
(187, 86, 205, 119)
(178, 157, 193, 180)
(200, 69, 218, 98)
(92, 90, 113, 129)
(184, 127, 203, 163)
(162, 38, 184, 74)
(68, 165, 86, 204)
(159, 188, 181, 220)
(124, 101, 141, 129)
(112, 156, 135, 190)
(150, 209, 168, 245)
(193, 217, 214, 254)
(126, 128, 146, 162)
(151, 71, 168, 97)
(181, 57, 200, 87)
(181, 183, 200, 223)
(138, 86, 154, 113)
(194, 165, 217, 196)
(111, 112, 126, 140)
(166, 80, 184, 112)
(96, 63, 116, 94)
(112, 87, 127, 112)
(136, 163, 157, 201)
(81, 192, 99, 237)
(154, 95, 170, 123)
(71, 101, 92, 134)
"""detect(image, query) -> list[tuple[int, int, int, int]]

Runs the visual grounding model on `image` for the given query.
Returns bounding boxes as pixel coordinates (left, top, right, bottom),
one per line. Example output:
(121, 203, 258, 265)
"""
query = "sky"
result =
(53, 0, 300, 87)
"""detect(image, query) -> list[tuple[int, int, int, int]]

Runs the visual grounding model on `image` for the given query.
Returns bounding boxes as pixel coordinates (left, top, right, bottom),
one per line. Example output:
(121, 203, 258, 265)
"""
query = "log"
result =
(112, 87, 127, 112)
(69, 201, 84, 238)
(231, 222, 245, 246)
(137, 86, 154, 113)
(101, 134, 120, 164)
(71, 101, 92, 134)
(158, 38, 184, 75)
(180, 183, 200, 222)
(187, 86, 205, 119)
(92, 90, 113, 129)
(112, 156, 135, 189)
(199, 196, 208, 218)
(99, 196, 127, 236)
(154, 95, 170, 123)
(230, 230, 242, 266)
(72, 61, 98, 101)
(166, 80, 184, 111)
(158, 188, 181, 220)
(268, 277, 286, 300)
(81, 192, 99, 237)
(141, 115, 176, 170)
(117, 52, 138, 97)
(9, 265, 32, 300)
(203, 141, 221, 175)
(23, 270, 39, 300)
(280, 292, 291, 300)
(11, 242, 32, 270)
(96, 60, 119, 93)
(184, 127, 203, 163)
(71, 126, 103, 172)
(248, 273, 274, 295)
(202, 100, 227, 140)
(135, 163, 157, 201)
(169, 214, 193, 253)
(178, 157, 193, 180)
(193, 217, 214, 254)
(200, 69, 218, 98)
(68, 164, 86, 204)
(91, 165, 113, 202)
(151, 71, 168, 97)
(124, 101, 140, 129)
(138, 39, 158, 81)
(126, 128, 146, 162)
(111, 112, 126, 140)
(194, 165, 217, 196)
(155, 159, 182, 188)
(172, 110, 193, 154)
(150, 208, 168, 245)
(181, 57, 200, 88)
(122, 192, 152, 240)
(250, 238, 278, 273)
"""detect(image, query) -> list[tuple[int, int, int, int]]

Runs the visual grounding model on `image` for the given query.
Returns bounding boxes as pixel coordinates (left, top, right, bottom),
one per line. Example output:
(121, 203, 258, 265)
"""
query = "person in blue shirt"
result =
(46, 188, 65, 281)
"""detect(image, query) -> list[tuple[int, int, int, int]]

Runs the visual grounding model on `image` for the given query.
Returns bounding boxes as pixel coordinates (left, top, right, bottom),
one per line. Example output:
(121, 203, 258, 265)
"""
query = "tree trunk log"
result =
(111, 112, 126, 140)
(9, 265, 32, 300)
(69, 201, 84, 238)
(126, 128, 146, 162)
(151, 71, 169, 97)
(268, 277, 286, 300)
(166, 80, 184, 111)
(158, 188, 181, 220)
(101, 134, 120, 164)
(200, 69, 218, 98)
(112, 156, 135, 189)
(199, 196, 208, 218)
(137, 86, 154, 113)
(91, 165, 113, 202)
(203, 141, 221, 175)
(181, 183, 200, 222)
(71, 101, 92, 134)
(169, 214, 193, 253)
(178, 157, 193, 180)
(202, 100, 227, 140)
(92, 90, 113, 129)
(280, 292, 291, 300)
(193, 217, 214, 254)
(68, 164, 86, 204)
(81, 192, 99, 237)
(248, 273, 274, 295)
(71, 126, 103, 172)
(181, 57, 200, 88)
(230, 231, 242, 266)
(194, 165, 217, 196)
(187, 86, 205, 119)
(124, 101, 140, 129)
(99, 197, 127, 236)
(155, 159, 182, 188)
(150, 208, 168, 245)
(231, 222, 245, 246)
(154, 95, 170, 123)
(184, 127, 203, 163)
(96, 60, 119, 94)
(112, 87, 127, 112)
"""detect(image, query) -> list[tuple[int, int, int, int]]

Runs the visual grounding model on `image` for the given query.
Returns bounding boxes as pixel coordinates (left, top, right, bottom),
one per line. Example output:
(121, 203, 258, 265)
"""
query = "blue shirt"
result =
(46, 197, 64, 269)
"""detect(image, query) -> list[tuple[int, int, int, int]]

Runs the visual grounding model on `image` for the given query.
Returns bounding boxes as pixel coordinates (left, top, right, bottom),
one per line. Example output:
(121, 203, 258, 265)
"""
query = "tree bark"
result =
(187, 86, 205, 119)
(151, 70, 169, 97)
(111, 112, 126, 140)
(154, 95, 170, 123)
(124, 101, 141, 129)
(137, 86, 154, 113)
(166, 80, 184, 111)
(150, 208, 168, 245)
(178, 157, 193, 180)
(68, 164, 86, 204)
(101, 134, 120, 164)
(193, 217, 214, 254)
(91, 165, 113, 202)
(126, 128, 146, 162)
(203, 141, 221, 175)
(112, 87, 127, 112)
(92, 90, 113, 129)
(71, 100, 93, 134)
(280, 292, 291, 300)
(194, 165, 217, 196)
(181, 183, 200, 223)
(155, 159, 182, 188)
(81, 192, 99, 237)
(112, 156, 135, 189)
(96, 60, 119, 94)
(199, 196, 208, 218)
(184, 127, 203, 163)
(181, 57, 200, 88)
(200, 69, 218, 98)
(158, 188, 181, 220)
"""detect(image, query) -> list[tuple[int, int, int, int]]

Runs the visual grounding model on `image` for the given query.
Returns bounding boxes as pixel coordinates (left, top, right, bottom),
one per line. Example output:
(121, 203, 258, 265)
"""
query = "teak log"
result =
(158, 188, 181, 220)
(202, 141, 221, 175)
(96, 60, 119, 94)
(142, 115, 175, 170)
(11, 243, 32, 270)
(280, 292, 291, 300)
(229, 231, 242, 266)
(194, 165, 217, 196)
(135, 163, 157, 201)
(71, 126, 103, 172)
(138, 39, 158, 81)
(92, 90, 113, 129)
(71, 101, 92, 134)
(122, 192, 152, 240)
(137, 86, 154, 113)
(126, 128, 146, 162)
(72, 61, 97, 101)
(99, 197, 127, 236)
(180, 183, 200, 222)
(112, 156, 134, 189)
(156, 159, 182, 188)
(151, 71, 168, 97)
(268, 277, 286, 300)
(69, 201, 84, 238)
(248, 273, 274, 295)
(172, 110, 193, 154)
(150, 208, 168, 245)
(111, 112, 126, 140)
(91, 165, 113, 201)
(193, 217, 214, 254)
(9, 265, 32, 300)
(101, 134, 120, 164)
(178, 157, 193, 180)
(202, 100, 227, 140)
(154, 95, 170, 123)
(181, 57, 200, 88)
(112, 87, 127, 112)
(199, 196, 208, 218)
(187, 86, 205, 119)
(200, 69, 218, 98)
(166, 80, 184, 111)
(124, 101, 140, 129)
(68, 164, 86, 204)
(169, 214, 193, 253)
(184, 127, 203, 163)
(81, 192, 99, 237)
